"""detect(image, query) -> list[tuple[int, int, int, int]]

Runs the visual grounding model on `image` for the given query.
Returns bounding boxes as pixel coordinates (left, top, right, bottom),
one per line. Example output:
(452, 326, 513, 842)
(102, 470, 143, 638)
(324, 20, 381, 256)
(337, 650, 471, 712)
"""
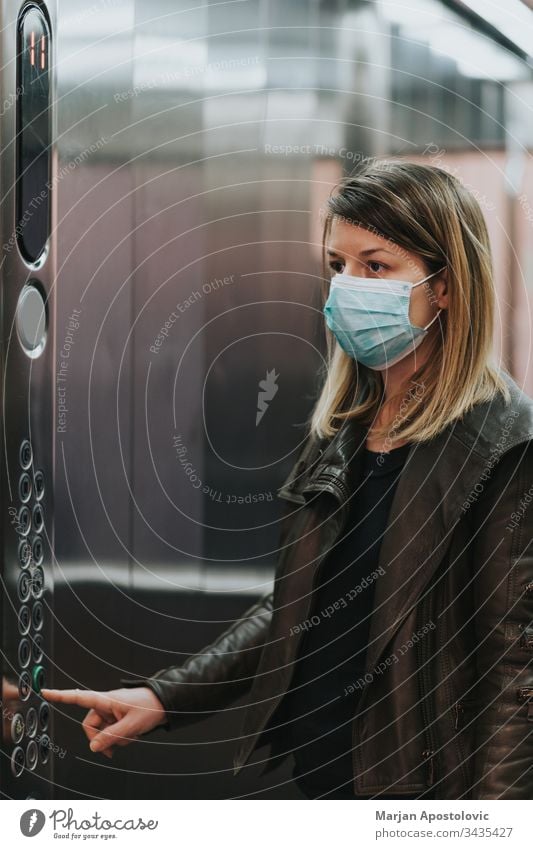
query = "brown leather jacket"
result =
(122, 369, 533, 799)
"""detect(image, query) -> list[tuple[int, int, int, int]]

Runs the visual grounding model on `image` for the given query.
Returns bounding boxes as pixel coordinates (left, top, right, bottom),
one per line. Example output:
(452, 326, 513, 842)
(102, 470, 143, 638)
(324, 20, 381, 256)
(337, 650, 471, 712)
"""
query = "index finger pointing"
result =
(41, 688, 109, 711)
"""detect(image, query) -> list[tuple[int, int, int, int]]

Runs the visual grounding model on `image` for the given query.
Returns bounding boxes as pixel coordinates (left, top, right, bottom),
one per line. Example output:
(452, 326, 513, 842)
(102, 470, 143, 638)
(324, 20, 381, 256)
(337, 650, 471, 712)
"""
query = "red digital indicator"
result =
(28, 31, 46, 69)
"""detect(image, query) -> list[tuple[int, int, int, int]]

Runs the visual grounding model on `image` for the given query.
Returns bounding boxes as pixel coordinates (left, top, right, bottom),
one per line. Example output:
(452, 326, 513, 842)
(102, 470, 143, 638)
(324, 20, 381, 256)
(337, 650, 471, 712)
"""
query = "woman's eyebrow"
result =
(326, 247, 395, 257)
(360, 247, 395, 256)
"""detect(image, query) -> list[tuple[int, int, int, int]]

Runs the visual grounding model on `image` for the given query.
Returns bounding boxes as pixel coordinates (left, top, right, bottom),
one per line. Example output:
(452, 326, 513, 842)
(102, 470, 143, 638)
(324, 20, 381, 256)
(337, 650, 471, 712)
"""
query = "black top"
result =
(277, 440, 412, 799)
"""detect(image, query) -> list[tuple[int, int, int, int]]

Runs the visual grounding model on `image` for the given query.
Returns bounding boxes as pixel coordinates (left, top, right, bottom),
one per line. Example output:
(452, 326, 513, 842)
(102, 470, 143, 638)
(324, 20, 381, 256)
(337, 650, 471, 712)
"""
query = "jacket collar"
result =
(305, 368, 533, 491)
(300, 368, 533, 685)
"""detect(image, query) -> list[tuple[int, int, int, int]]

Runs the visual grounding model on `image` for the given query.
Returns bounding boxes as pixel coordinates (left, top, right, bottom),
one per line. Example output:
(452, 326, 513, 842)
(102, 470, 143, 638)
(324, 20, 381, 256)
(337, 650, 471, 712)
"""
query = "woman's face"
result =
(326, 218, 447, 331)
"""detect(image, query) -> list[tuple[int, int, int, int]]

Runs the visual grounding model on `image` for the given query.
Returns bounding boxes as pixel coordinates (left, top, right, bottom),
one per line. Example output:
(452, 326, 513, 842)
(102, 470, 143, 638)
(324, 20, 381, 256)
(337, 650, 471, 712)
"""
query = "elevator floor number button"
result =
(26, 707, 38, 737)
(19, 472, 32, 503)
(18, 638, 31, 668)
(32, 602, 44, 631)
(11, 746, 25, 777)
(19, 671, 32, 701)
(18, 571, 31, 602)
(34, 469, 45, 500)
(38, 702, 49, 731)
(39, 735, 51, 764)
(32, 503, 44, 533)
(18, 538, 32, 568)
(32, 537, 44, 566)
(11, 713, 25, 744)
(20, 439, 33, 469)
(32, 634, 44, 662)
(30, 566, 44, 598)
(18, 604, 31, 634)
(18, 506, 31, 536)
(26, 740, 38, 771)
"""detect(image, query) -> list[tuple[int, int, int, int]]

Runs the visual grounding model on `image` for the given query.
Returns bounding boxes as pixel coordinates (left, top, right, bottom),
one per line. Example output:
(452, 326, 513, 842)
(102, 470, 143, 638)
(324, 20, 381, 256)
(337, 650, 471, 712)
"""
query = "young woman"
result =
(43, 159, 533, 800)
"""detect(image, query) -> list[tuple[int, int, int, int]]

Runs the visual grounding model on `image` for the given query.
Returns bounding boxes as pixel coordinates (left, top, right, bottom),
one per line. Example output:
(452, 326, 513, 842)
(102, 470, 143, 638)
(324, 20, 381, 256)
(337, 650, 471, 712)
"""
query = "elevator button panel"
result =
(8, 437, 51, 789)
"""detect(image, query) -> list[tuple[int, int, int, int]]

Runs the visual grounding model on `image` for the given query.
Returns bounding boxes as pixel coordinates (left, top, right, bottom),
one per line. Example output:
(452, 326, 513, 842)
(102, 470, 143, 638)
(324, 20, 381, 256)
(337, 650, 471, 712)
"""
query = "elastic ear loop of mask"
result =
(411, 265, 447, 329)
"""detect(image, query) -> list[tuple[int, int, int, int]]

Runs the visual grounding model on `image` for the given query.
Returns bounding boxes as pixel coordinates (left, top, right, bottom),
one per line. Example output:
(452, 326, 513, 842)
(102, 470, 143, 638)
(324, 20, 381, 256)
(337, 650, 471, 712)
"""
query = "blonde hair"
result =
(310, 158, 511, 444)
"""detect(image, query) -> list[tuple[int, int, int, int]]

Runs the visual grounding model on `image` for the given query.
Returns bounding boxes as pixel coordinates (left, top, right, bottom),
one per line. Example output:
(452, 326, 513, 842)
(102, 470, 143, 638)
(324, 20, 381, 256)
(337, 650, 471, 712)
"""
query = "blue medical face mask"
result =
(323, 267, 446, 370)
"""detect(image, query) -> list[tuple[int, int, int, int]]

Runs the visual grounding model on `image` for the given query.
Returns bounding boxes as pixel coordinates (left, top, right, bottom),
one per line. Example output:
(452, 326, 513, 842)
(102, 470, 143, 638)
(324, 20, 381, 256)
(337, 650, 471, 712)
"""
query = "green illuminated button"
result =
(32, 665, 45, 694)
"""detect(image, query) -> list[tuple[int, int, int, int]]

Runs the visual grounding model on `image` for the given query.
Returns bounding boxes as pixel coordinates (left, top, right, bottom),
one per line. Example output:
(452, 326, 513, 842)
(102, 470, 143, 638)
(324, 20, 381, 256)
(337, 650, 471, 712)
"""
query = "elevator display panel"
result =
(16, 5, 51, 264)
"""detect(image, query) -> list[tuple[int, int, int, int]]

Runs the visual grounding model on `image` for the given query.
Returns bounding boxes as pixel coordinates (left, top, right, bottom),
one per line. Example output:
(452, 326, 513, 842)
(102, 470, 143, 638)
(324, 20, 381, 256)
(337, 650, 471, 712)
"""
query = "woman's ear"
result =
(435, 266, 448, 308)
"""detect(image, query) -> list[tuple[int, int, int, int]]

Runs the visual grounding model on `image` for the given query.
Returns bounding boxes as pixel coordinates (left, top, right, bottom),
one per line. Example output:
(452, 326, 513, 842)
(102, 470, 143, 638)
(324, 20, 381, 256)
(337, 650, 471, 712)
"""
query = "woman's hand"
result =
(41, 687, 167, 759)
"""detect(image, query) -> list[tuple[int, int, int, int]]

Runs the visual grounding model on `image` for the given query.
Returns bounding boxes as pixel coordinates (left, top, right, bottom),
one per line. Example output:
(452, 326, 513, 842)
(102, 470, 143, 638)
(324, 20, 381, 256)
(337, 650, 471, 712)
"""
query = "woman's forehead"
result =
(328, 219, 404, 258)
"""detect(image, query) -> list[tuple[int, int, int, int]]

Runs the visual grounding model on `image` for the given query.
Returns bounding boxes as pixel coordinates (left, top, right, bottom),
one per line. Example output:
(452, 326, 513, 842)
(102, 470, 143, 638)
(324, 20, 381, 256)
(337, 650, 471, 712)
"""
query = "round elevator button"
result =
(16, 284, 47, 358)
(18, 506, 31, 536)
(18, 638, 31, 668)
(32, 536, 44, 566)
(38, 702, 49, 731)
(18, 538, 32, 568)
(19, 671, 32, 701)
(26, 707, 38, 737)
(32, 665, 45, 694)
(19, 472, 32, 503)
(32, 633, 44, 663)
(26, 740, 38, 771)
(30, 566, 44, 598)
(38, 734, 51, 764)
(18, 604, 31, 635)
(34, 470, 45, 500)
(19, 439, 33, 469)
(32, 602, 44, 631)
(17, 570, 31, 602)
(11, 746, 25, 777)
(32, 503, 44, 533)
(11, 713, 25, 744)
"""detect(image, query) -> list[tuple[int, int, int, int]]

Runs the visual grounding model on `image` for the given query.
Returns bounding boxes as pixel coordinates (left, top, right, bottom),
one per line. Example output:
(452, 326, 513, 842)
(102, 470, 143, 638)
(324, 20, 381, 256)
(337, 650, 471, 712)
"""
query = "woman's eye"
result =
(368, 261, 387, 274)
(329, 261, 344, 273)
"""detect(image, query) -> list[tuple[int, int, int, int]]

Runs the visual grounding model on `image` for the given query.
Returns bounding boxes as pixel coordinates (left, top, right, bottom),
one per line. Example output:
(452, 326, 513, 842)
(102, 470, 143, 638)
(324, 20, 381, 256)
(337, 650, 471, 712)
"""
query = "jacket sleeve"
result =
(469, 438, 533, 799)
(119, 433, 315, 732)
(120, 590, 274, 730)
